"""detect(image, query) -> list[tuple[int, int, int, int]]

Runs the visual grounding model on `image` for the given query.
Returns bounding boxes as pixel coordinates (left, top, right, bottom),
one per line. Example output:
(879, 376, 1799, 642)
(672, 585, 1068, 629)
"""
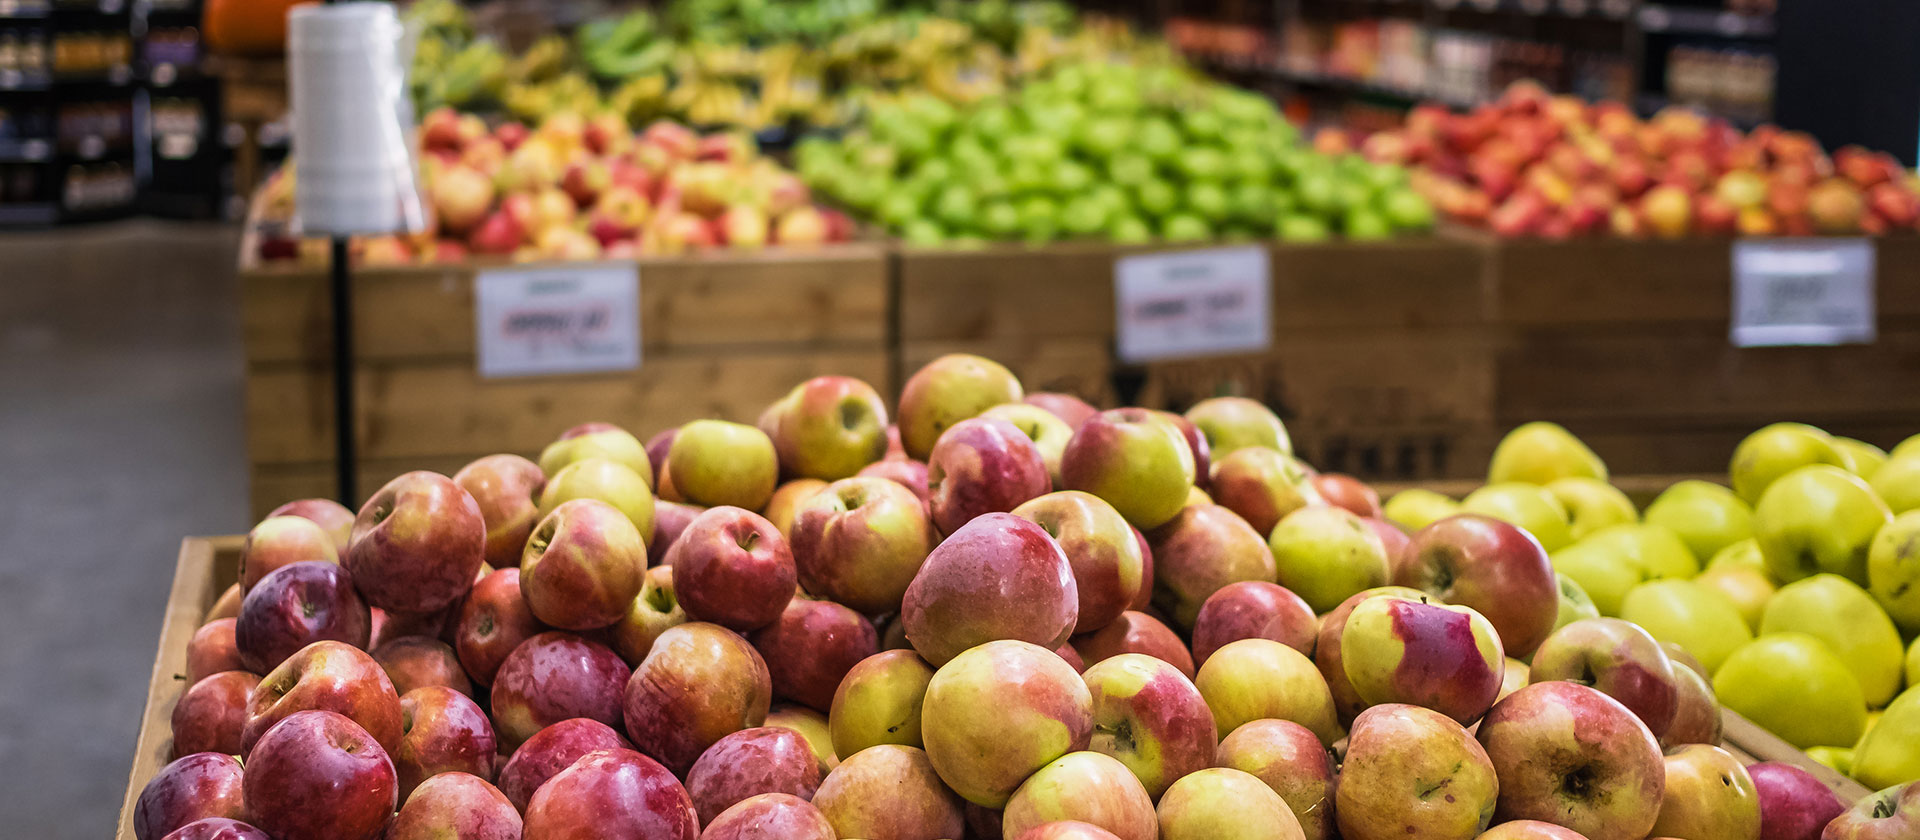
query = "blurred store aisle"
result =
(0, 221, 249, 838)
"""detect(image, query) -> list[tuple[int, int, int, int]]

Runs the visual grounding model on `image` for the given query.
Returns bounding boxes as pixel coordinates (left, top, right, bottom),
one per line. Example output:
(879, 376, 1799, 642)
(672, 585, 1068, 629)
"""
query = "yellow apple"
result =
(1761, 574, 1905, 707)
(1650, 745, 1761, 840)
(1545, 477, 1638, 541)
(1618, 579, 1752, 674)
(1643, 480, 1753, 561)
(1694, 562, 1775, 632)
(1462, 483, 1572, 551)
(1707, 538, 1768, 573)
(1837, 437, 1889, 477)
(1753, 465, 1892, 585)
(1868, 510, 1920, 633)
(1852, 686, 1920, 790)
(1730, 422, 1849, 504)
(1713, 633, 1867, 749)
(1806, 746, 1853, 775)
(1894, 433, 1920, 460)
(1380, 489, 1459, 533)
(1908, 637, 1920, 689)
(1553, 572, 1600, 631)
(1488, 421, 1608, 485)
(1550, 524, 1699, 617)
(1871, 455, 1920, 514)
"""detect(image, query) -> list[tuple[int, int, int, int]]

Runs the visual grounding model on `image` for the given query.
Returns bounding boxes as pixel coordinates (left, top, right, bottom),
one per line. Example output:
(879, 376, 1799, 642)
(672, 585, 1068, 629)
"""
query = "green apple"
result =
(1461, 483, 1571, 551)
(1871, 455, 1920, 514)
(1852, 686, 1920, 790)
(537, 457, 657, 540)
(1550, 524, 1699, 617)
(1868, 510, 1920, 633)
(1838, 437, 1890, 477)
(1694, 560, 1775, 632)
(1713, 633, 1868, 749)
(1161, 213, 1213, 243)
(1908, 637, 1920, 689)
(1109, 215, 1152, 244)
(1893, 434, 1920, 460)
(1754, 465, 1893, 585)
(1649, 745, 1762, 840)
(1063, 408, 1196, 531)
(1275, 214, 1331, 243)
(1807, 746, 1854, 775)
(539, 424, 653, 489)
(1195, 638, 1341, 746)
(1554, 572, 1600, 631)
(1381, 489, 1459, 532)
(1617, 579, 1752, 674)
(1488, 421, 1608, 485)
(1545, 477, 1638, 541)
(1760, 574, 1905, 707)
(1156, 767, 1303, 840)
(1643, 480, 1753, 561)
(829, 649, 935, 758)
(1184, 397, 1290, 458)
(896, 353, 1024, 461)
(1268, 505, 1390, 614)
(1730, 422, 1849, 504)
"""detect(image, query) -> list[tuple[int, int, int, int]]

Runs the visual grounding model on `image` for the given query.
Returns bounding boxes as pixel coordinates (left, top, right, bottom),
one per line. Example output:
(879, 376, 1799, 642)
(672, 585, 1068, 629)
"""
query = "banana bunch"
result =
(510, 35, 575, 85)
(502, 73, 602, 122)
(669, 79, 752, 128)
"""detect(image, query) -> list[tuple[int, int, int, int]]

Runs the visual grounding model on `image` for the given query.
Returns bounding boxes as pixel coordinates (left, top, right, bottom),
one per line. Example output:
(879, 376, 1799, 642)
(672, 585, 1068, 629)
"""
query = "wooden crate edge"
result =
(1722, 709, 1874, 803)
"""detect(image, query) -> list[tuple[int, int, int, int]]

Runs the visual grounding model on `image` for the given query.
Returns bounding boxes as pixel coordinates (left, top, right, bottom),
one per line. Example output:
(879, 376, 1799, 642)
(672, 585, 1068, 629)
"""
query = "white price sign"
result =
(1731, 239, 1876, 348)
(1115, 247, 1272, 363)
(475, 262, 641, 378)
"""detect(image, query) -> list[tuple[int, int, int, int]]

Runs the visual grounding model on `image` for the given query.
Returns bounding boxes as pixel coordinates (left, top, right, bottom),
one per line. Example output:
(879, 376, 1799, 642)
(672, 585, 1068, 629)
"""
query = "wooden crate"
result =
(896, 238, 1497, 480)
(118, 534, 1871, 840)
(240, 246, 892, 519)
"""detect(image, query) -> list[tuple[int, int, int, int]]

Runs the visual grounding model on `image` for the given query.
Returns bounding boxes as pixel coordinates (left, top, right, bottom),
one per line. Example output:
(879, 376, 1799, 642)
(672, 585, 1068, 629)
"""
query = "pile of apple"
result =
(134, 353, 1912, 840)
(253, 108, 855, 268)
(1344, 80, 1920, 238)
(1384, 420, 1920, 799)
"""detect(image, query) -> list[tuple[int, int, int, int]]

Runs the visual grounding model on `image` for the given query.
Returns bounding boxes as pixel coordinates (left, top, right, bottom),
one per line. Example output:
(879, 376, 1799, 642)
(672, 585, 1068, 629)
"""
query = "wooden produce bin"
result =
(1490, 235, 1920, 474)
(897, 238, 1498, 481)
(120, 535, 1870, 839)
(240, 245, 892, 519)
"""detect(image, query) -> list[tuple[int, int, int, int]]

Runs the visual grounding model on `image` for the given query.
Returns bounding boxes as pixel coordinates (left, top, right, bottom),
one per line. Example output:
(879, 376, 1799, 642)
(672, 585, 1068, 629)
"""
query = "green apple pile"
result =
(794, 61, 1435, 245)
(1388, 419, 1920, 795)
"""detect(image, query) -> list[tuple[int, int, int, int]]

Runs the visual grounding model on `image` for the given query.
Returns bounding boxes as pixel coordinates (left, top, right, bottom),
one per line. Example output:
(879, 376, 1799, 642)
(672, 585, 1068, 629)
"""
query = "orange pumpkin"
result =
(204, 0, 315, 56)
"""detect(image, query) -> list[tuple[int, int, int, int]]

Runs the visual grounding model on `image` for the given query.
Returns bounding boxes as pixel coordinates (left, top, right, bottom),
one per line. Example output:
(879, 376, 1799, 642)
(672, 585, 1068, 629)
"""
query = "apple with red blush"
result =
(927, 417, 1052, 535)
(1147, 504, 1276, 630)
(133, 752, 247, 840)
(1080, 652, 1217, 800)
(1013, 491, 1145, 635)
(373, 636, 472, 696)
(790, 476, 934, 615)
(235, 561, 370, 674)
(1476, 681, 1665, 840)
(267, 498, 355, 555)
(489, 631, 629, 748)
(1746, 762, 1846, 840)
(385, 772, 521, 840)
(1190, 581, 1316, 666)
(496, 717, 631, 812)
(858, 457, 931, 505)
(648, 500, 703, 566)
(685, 726, 824, 825)
(171, 671, 256, 758)
(242, 710, 398, 840)
(393, 685, 496, 797)
(453, 568, 543, 686)
(668, 506, 796, 632)
(1070, 610, 1194, 678)
(1528, 617, 1679, 738)
(1215, 719, 1336, 840)
(901, 513, 1078, 666)
(1312, 473, 1381, 517)
(241, 640, 401, 757)
(521, 498, 648, 631)
(1397, 513, 1559, 657)
(622, 621, 772, 775)
(762, 375, 892, 481)
(1026, 392, 1099, 431)
(521, 748, 698, 840)
(185, 618, 244, 683)
(750, 597, 878, 712)
(702, 793, 836, 840)
(453, 454, 547, 570)
(609, 564, 685, 665)
(239, 515, 338, 592)
(347, 471, 487, 614)
(159, 819, 268, 840)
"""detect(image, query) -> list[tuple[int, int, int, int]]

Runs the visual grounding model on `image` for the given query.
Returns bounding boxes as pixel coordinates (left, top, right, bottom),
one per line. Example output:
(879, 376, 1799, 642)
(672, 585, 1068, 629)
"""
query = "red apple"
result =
(1662, 660, 1722, 748)
(858, 457, 932, 505)
(811, 744, 966, 840)
(159, 819, 268, 840)
(522, 498, 648, 631)
(1130, 527, 1154, 611)
(648, 500, 702, 567)
(521, 749, 697, 840)
(347, 471, 486, 614)
(453, 454, 546, 571)
(1747, 762, 1845, 840)
(385, 772, 521, 840)
(1341, 595, 1505, 725)
(186, 618, 244, 683)
(927, 417, 1053, 535)
(1476, 822, 1589, 840)
(1070, 610, 1194, 678)
(243, 710, 398, 840)
(170, 671, 257, 758)
(367, 603, 454, 652)
(1207, 447, 1321, 537)
(373, 636, 471, 697)
(1013, 491, 1146, 635)
(453, 568, 543, 686)
(490, 631, 629, 748)
(241, 640, 402, 757)
(393, 685, 495, 798)
(1312, 473, 1380, 518)
(668, 506, 795, 632)
(901, 513, 1078, 666)
(265, 498, 354, 555)
(1080, 652, 1217, 801)
(496, 717, 632, 812)
(1147, 504, 1277, 630)
(133, 752, 247, 840)
(750, 597, 878, 712)
(790, 476, 933, 614)
(1476, 681, 1665, 840)
(239, 515, 339, 592)
(1528, 617, 1679, 738)
(1190, 581, 1316, 666)
(702, 793, 836, 840)
(1215, 719, 1336, 840)
(469, 209, 526, 255)
(1026, 392, 1099, 430)
(621, 622, 772, 775)
(1398, 513, 1558, 657)
(1314, 586, 1431, 726)
(685, 726, 824, 825)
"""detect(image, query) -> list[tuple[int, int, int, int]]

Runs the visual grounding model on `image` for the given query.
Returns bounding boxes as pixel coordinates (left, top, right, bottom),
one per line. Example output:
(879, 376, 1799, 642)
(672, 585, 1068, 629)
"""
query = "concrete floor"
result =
(0, 221, 249, 838)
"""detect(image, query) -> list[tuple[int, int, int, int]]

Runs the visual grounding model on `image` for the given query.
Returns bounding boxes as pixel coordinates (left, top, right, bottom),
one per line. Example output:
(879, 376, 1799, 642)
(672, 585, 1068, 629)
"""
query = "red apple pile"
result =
(1349, 80, 1920, 239)
(139, 355, 1898, 840)
(254, 108, 855, 268)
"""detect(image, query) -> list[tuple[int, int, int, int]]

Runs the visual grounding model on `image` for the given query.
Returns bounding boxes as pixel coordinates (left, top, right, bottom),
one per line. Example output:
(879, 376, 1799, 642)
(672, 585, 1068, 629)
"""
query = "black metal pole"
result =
(330, 236, 357, 506)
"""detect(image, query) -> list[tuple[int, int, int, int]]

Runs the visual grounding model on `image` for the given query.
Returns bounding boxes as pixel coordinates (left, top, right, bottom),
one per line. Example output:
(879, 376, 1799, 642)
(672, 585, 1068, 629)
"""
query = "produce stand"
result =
(238, 244, 891, 518)
(117, 532, 1874, 840)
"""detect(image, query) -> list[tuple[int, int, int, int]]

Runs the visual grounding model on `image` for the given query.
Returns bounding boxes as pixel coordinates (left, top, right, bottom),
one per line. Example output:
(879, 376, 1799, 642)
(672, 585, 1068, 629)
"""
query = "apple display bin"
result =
(119, 535, 1872, 839)
(237, 242, 892, 520)
(896, 237, 1501, 482)
(1485, 232, 1920, 475)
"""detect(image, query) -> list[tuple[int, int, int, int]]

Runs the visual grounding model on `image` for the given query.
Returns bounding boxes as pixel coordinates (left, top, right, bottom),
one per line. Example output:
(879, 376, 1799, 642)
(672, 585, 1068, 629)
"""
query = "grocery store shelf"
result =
(0, 137, 53, 162)
(0, 201, 59, 226)
(1636, 4, 1775, 38)
(0, 0, 51, 18)
(0, 68, 53, 91)
(1434, 0, 1636, 22)
(1273, 67, 1482, 109)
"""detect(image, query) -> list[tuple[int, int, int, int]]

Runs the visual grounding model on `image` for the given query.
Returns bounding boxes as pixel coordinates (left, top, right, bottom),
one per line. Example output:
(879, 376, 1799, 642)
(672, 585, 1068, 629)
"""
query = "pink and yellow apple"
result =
(902, 513, 1078, 666)
(921, 640, 1094, 808)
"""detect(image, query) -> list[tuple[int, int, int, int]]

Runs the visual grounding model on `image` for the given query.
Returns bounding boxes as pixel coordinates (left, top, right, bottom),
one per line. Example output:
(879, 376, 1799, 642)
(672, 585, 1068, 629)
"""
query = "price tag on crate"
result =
(475, 262, 641, 378)
(1731, 239, 1876, 347)
(1115, 246, 1272, 363)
